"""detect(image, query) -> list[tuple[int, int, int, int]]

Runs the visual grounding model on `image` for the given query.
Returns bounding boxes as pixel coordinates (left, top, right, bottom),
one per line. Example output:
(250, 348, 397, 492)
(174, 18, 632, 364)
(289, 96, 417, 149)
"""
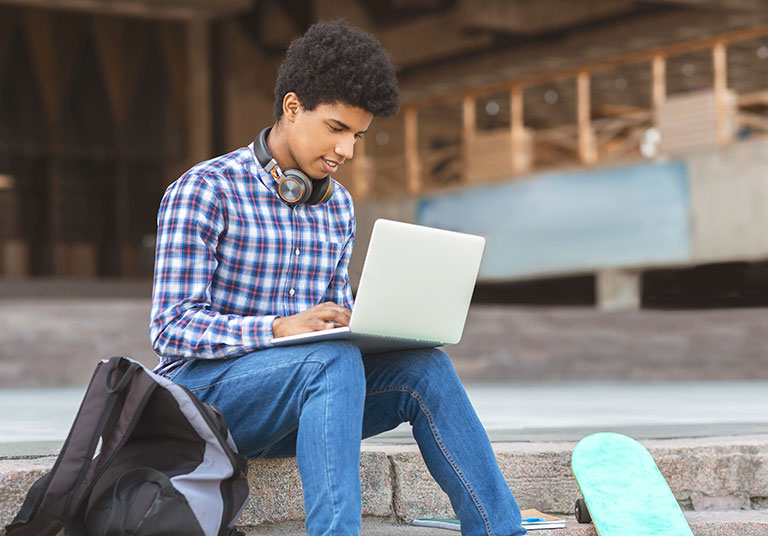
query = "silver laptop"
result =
(270, 219, 486, 354)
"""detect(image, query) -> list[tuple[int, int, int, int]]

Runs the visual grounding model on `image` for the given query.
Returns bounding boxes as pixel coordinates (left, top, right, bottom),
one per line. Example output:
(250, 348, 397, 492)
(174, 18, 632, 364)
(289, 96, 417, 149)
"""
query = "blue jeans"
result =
(166, 342, 526, 536)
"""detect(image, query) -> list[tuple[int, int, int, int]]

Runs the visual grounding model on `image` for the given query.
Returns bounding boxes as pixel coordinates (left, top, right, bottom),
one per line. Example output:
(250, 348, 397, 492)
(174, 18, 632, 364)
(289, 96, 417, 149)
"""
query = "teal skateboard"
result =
(571, 432, 693, 536)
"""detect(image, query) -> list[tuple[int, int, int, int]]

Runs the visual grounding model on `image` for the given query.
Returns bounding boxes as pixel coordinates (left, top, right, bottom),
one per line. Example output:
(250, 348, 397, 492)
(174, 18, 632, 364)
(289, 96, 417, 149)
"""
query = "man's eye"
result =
(329, 125, 342, 132)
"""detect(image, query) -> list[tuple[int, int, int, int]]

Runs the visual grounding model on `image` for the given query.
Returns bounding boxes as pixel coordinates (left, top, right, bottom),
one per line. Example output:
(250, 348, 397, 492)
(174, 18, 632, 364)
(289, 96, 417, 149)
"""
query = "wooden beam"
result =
(0, 8, 16, 80)
(636, 0, 767, 11)
(93, 16, 129, 128)
(461, 95, 476, 182)
(737, 111, 768, 133)
(402, 23, 768, 108)
(509, 86, 525, 174)
(314, 0, 371, 30)
(317, 0, 492, 68)
(378, 10, 493, 68)
(259, 0, 300, 49)
(404, 107, 421, 195)
(712, 40, 729, 146)
(577, 71, 597, 164)
(651, 54, 666, 112)
(187, 17, 211, 164)
(22, 9, 61, 128)
(0, 0, 251, 20)
(160, 23, 188, 127)
(216, 18, 280, 150)
(738, 89, 768, 107)
(460, 0, 636, 35)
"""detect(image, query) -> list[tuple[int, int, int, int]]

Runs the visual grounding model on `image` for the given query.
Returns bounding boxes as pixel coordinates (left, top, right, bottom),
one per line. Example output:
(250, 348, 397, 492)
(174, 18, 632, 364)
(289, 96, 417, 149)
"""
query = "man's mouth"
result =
(322, 158, 340, 173)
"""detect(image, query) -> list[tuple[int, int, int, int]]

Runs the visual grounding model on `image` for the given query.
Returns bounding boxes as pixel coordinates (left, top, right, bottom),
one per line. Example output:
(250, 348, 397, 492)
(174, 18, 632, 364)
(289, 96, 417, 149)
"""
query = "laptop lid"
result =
(349, 219, 486, 345)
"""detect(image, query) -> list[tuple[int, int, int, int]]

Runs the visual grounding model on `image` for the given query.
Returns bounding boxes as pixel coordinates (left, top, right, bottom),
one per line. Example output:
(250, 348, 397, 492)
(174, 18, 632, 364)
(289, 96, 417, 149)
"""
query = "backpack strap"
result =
(6, 357, 146, 536)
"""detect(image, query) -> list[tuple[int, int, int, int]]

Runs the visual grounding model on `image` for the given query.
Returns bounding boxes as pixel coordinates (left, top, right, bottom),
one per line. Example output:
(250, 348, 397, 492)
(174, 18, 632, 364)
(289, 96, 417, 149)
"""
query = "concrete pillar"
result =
(596, 269, 641, 311)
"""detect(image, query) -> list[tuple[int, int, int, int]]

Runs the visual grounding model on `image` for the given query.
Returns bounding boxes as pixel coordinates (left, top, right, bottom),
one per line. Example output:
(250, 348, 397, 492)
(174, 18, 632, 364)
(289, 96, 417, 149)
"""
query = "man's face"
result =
(284, 100, 374, 179)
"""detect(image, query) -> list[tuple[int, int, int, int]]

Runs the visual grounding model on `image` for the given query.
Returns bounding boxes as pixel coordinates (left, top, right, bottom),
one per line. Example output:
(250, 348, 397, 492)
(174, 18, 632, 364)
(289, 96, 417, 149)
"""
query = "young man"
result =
(150, 20, 526, 536)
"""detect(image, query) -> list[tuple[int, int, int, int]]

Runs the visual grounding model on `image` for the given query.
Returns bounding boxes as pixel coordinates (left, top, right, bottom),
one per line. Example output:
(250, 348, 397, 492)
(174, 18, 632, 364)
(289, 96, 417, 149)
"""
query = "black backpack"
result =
(6, 356, 249, 536)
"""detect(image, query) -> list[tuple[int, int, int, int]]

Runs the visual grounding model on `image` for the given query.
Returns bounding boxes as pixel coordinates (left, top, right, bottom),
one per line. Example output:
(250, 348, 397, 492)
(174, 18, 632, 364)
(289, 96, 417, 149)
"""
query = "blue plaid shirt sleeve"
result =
(149, 173, 277, 360)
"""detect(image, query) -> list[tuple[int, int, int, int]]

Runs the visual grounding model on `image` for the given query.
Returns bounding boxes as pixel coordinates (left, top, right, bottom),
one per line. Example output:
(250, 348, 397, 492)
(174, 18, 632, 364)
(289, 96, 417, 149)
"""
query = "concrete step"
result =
(2, 435, 768, 533)
(4, 300, 768, 388)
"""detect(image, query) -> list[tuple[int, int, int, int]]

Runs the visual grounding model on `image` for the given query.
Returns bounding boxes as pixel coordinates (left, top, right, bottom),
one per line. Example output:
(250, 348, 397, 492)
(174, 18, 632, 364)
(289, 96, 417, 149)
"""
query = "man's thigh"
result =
(168, 341, 361, 457)
(361, 347, 459, 439)
(263, 347, 457, 456)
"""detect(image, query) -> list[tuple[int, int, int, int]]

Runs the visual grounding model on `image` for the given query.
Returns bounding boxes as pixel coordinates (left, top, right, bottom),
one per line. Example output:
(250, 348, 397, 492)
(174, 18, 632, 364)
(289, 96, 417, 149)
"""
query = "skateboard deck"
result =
(571, 432, 693, 536)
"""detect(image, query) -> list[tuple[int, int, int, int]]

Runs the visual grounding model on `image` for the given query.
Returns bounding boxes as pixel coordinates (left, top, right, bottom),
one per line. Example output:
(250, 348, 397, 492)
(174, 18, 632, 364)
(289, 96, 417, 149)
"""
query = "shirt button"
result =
(288, 288, 295, 296)
(295, 249, 300, 256)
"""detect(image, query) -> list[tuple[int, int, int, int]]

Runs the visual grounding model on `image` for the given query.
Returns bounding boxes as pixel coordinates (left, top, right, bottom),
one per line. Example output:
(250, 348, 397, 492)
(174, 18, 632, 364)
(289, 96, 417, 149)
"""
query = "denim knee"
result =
(378, 348, 464, 404)
(305, 341, 365, 392)
(409, 349, 461, 387)
(375, 349, 466, 427)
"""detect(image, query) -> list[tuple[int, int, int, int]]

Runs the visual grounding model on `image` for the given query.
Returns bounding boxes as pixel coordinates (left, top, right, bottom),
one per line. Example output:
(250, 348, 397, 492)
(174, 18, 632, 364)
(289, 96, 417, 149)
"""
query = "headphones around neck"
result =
(253, 127, 335, 207)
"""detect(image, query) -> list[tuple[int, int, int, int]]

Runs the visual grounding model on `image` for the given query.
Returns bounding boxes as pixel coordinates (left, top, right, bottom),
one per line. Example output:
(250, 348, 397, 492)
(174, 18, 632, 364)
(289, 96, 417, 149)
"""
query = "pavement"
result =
(2, 381, 768, 455)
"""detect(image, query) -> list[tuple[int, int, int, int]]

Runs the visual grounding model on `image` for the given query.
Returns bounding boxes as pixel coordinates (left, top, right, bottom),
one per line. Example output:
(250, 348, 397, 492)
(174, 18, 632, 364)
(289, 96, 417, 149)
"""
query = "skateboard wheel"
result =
(575, 498, 592, 524)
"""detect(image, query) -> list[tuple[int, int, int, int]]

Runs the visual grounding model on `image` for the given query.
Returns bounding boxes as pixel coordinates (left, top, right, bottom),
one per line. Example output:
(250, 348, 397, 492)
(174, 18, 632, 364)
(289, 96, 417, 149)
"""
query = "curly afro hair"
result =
(273, 20, 399, 121)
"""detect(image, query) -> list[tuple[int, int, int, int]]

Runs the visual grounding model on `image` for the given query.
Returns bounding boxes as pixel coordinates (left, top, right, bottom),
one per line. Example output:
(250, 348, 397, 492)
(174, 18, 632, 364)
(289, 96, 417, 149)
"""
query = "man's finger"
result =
(315, 304, 351, 321)
(318, 310, 350, 326)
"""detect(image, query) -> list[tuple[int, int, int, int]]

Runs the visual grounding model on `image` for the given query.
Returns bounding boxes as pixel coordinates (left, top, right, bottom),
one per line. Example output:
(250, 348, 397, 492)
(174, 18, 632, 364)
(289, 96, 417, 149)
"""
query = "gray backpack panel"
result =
(6, 356, 249, 536)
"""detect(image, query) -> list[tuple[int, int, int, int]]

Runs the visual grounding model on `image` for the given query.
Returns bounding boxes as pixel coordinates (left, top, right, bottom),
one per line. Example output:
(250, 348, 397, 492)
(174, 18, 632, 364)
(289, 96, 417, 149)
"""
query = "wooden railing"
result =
(347, 24, 768, 199)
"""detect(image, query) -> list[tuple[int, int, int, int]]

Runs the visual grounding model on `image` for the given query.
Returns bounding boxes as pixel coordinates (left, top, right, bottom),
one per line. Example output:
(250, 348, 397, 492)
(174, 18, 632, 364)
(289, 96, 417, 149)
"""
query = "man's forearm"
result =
(151, 305, 278, 359)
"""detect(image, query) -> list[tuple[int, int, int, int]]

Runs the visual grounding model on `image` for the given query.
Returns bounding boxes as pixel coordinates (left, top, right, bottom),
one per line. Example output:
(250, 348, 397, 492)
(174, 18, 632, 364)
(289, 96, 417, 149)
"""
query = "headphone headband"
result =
(254, 128, 278, 176)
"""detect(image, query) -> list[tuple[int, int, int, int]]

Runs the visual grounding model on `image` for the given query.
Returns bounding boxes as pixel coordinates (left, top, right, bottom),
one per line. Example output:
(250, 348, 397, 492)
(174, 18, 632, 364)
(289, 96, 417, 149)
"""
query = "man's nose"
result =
(335, 135, 355, 161)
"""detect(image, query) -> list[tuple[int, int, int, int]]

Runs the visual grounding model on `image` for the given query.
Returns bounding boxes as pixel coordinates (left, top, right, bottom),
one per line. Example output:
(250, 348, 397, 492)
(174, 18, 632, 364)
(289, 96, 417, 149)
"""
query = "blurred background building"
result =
(2, 0, 768, 310)
(3, 11, 768, 521)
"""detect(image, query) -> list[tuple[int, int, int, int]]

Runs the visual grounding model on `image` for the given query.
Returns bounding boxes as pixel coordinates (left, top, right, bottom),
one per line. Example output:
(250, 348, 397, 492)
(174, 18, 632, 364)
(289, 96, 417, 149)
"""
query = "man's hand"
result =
(272, 302, 352, 338)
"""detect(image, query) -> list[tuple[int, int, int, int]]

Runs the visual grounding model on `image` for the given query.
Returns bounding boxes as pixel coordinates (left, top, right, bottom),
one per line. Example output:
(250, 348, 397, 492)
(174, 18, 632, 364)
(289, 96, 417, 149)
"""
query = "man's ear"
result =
(282, 92, 302, 123)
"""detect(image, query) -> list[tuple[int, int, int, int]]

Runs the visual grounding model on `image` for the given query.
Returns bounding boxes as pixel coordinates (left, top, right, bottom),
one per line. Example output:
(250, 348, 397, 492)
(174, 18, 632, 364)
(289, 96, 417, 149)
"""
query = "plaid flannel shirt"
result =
(150, 143, 355, 375)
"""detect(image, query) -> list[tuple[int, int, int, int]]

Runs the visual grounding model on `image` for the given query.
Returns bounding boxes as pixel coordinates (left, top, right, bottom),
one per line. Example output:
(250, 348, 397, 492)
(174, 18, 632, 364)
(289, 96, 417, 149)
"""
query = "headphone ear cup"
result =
(306, 177, 335, 205)
(277, 169, 313, 206)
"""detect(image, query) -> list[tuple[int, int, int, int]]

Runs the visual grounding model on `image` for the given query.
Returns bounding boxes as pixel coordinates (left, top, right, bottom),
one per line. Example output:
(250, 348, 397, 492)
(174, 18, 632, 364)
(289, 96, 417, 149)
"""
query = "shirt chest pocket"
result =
(301, 240, 345, 300)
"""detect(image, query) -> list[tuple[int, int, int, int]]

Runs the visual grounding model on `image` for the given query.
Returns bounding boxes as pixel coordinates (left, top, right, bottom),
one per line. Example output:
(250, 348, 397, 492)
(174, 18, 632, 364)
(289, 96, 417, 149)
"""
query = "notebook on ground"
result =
(270, 218, 486, 354)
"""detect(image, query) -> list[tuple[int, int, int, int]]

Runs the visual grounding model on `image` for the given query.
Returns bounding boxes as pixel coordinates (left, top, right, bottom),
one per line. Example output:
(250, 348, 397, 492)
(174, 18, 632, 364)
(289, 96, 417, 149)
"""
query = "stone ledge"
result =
(1, 436, 768, 532)
(241, 450, 394, 525)
(242, 510, 768, 535)
(384, 435, 768, 521)
(0, 457, 57, 530)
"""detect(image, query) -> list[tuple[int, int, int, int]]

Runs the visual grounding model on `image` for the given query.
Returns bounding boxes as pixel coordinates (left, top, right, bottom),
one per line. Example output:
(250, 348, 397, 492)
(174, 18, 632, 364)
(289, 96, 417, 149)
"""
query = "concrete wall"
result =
(688, 137, 768, 263)
(352, 137, 768, 285)
(418, 161, 691, 280)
